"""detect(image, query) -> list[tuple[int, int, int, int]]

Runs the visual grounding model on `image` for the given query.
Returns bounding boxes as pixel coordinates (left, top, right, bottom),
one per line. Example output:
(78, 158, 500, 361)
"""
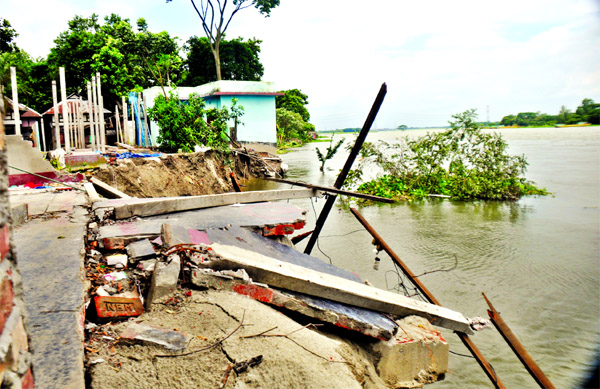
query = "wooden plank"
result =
(84, 182, 101, 202)
(90, 177, 132, 199)
(113, 189, 320, 219)
(208, 243, 473, 334)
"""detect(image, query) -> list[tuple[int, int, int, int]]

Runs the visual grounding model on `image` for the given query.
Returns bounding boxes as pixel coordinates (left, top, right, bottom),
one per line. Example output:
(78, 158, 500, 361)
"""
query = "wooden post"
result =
(51, 80, 60, 149)
(10, 66, 21, 135)
(59, 67, 70, 151)
(135, 92, 142, 146)
(121, 96, 128, 144)
(483, 293, 555, 388)
(78, 97, 85, 148)
(130, 101, 135, 146)
(88, 81, 96, 150)
(93, 75, 99, 150)
(114, 104, 121, 144)
(142, 93, 152, 147)
(349, 208, 507, 389)
(96, 73, 105, 152)
(304, 83, 387, 255)
(40, 118, 46, 151)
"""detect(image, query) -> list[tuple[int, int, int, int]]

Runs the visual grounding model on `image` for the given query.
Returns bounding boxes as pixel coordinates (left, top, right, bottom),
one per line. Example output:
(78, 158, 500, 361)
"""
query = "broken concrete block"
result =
(120, 323, 190, 351)
(137, 259, 156, 272)
(161, 224, 210, 248)
(10, 203, 27, 227)
(93, 296, 144, 319)
(106, 254, 128, 268)
(126, 239, 156, 260)
(371, 316, 449, 388)
(146, 254, 181, 307)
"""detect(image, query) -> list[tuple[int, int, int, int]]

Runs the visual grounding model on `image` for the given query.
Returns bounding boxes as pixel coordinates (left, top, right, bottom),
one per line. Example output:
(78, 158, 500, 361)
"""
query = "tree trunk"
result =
(212, 45, 222, 81)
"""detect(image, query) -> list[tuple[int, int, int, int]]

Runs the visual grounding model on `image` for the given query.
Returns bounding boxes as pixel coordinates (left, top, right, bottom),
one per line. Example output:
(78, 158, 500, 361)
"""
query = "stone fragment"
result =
(120, 323, 190, 351)
(126, 239, 156, 260)
(161, 223, 210, 248)
(146, 254, 181, 308)
(371, 316, 449, 388)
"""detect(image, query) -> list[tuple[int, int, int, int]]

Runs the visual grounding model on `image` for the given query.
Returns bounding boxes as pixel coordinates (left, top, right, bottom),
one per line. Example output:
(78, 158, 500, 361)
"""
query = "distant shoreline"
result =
(317, 124, 599, 134)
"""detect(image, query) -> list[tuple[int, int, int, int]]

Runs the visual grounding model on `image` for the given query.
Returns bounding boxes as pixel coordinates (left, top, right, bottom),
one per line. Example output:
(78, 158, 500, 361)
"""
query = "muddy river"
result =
(248, 126, 599, 388)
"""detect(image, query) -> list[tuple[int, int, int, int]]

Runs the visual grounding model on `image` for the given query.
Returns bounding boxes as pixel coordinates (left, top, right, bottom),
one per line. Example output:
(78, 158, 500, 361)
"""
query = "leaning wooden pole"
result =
(304, 83, 387, 254)
(349, 207, 506, 389)
(482, 293, 555, 388)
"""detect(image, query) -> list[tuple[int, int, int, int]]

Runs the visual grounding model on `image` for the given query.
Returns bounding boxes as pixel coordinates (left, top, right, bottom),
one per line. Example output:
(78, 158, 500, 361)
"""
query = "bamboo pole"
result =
(10, 66, 20, 135)
(114, 104, 121, 144)
(482, 293, 555, 388)
(51, 81, 60, 149)
(142, 92, 152, 147)
(58, 67, 70, 151)
(349, 208, 507, 389)
(130, 101, 136, 146)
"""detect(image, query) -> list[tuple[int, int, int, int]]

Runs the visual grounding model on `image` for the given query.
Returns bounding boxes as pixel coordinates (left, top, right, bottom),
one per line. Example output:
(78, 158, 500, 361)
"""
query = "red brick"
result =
(93, 296, 143, 318)
(21, 368, 34, 389)
(232, 284, 274, 303)
(0, 362, 5, 385)
(0, 225, 9, 261)
(0, 277, 14, 333)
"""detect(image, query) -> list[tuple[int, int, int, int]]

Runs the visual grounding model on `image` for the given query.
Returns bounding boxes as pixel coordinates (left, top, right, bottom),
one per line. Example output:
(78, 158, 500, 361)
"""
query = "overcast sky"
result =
(3, 0, 600, 129)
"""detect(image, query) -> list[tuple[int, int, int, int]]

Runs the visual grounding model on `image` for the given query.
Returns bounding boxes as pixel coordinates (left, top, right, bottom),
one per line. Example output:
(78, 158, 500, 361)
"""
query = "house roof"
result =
(43, 98, 111, 115)
(4, 97, 42, 117)
(211, 92, 284, 97)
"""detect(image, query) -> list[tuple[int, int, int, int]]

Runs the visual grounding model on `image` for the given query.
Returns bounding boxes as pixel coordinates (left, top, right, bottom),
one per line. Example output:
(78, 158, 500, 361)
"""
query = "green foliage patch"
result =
(344, 109, 549, 202)
(147, 91, 243, 153)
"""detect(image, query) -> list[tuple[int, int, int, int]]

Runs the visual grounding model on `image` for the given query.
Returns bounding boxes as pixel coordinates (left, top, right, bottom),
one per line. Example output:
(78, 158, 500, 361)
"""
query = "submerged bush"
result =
(344, 109, 548, 202)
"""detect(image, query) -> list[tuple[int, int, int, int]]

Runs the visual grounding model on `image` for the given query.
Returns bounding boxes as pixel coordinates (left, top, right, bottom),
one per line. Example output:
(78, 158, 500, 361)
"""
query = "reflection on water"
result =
(245, 127, 600, 388)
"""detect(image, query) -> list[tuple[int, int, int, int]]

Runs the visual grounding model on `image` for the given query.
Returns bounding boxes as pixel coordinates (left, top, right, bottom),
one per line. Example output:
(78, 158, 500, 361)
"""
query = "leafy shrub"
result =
(345, 109, 548, 202)
(148, 91, 242, 153)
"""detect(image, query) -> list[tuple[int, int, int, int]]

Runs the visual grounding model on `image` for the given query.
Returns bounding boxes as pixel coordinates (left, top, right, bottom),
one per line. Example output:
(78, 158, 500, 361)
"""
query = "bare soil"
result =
(86, 290, 387, 389)
(92, 151, 280, 198)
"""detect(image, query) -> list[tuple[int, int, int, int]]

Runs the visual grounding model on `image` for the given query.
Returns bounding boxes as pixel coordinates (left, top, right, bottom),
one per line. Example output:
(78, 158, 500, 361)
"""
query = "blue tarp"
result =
(115, 152, 162, 159)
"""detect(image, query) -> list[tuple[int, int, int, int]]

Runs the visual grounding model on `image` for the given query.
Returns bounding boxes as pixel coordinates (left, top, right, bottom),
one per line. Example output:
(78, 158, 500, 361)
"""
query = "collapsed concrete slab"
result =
(206, 243, 472, 334)
(371, 316, 449, 388)
(146, 254, 181, 309)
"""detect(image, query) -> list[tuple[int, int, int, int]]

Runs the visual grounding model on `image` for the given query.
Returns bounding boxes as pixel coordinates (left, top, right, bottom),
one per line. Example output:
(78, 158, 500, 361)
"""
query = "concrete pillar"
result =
(51, 81, 60, 150)
(10, 67, 20, 136)
(58, 67, 70, 151)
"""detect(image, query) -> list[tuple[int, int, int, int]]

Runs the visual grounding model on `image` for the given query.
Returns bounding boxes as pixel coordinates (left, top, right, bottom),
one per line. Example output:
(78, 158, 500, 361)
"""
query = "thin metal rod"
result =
(304, 83, 387, 254)
(265, 177, 395, 204)
(483, 293, 555, 388)
(349, 207, 506, 388)
(8, 165, 84, 191)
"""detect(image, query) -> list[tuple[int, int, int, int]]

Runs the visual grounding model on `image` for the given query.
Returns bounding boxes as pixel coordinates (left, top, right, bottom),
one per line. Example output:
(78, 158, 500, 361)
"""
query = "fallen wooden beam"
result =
(116, 142, 135, 150)
(112, 189, 321, 219)
(207, 243, 473, 334)
(90, 177, 132, 199)
(483, 293, 555, 389)
(265, 177, 395, 204)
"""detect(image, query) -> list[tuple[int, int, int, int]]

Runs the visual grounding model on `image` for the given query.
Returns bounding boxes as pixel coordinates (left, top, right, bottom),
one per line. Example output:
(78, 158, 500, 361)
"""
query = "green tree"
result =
(0, 18, 18, 53)
(276, 89, 310, 122)
(48, 14, 182, 109)
(167, 0, 279, 81)
(148, 91, 243, 153)
(576, 98, 600, 124)
(315, 136, 344, 172)
(184, 36, 263, 85)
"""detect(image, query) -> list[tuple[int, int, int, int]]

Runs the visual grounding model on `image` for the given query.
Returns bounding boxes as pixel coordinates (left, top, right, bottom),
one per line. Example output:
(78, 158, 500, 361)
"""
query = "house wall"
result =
(144, 82, 278, 153)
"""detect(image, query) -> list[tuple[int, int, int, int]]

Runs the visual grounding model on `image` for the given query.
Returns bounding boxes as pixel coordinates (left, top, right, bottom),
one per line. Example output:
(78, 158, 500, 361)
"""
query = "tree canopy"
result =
(276, 88, 310, 122)
(0, 18, 19, 53)
(167, 0, 279, 81)
(184, 36, 263, 85)
(47, 14, 182, 109)
(499, 99, 600, 126)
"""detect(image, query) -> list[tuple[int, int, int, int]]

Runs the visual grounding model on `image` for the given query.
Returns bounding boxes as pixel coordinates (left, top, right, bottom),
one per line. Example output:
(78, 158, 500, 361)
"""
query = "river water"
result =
(247, 126, 599, 388)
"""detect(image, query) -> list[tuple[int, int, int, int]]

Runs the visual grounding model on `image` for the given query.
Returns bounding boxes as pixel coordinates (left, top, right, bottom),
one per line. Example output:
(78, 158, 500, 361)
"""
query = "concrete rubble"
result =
(5, 140, 464, 388)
